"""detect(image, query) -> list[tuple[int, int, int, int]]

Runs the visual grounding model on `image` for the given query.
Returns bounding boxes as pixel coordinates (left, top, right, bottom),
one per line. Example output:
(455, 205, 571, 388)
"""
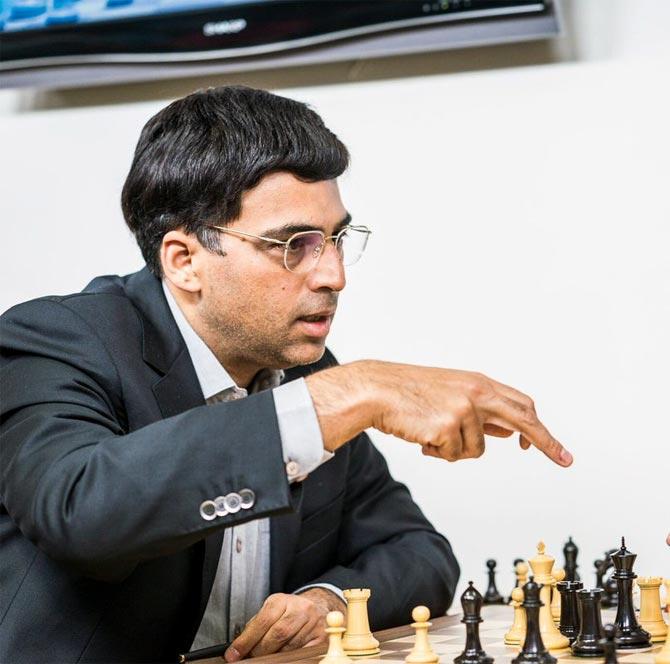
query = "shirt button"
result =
(236, 537, 243, 553)
(286, 460, 300, 477)
(199, 500, 217, 521)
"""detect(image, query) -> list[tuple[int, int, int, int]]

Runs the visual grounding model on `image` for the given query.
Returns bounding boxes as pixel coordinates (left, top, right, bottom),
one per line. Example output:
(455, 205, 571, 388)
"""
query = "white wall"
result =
(1, 0, 668, 608)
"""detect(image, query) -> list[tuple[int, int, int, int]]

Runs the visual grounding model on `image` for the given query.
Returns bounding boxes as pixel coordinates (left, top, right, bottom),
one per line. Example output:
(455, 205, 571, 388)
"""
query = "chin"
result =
(283, 342, 327, 368)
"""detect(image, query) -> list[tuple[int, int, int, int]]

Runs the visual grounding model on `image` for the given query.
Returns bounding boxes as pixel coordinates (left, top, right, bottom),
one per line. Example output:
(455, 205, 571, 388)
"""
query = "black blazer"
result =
(0, 267, 459, 663)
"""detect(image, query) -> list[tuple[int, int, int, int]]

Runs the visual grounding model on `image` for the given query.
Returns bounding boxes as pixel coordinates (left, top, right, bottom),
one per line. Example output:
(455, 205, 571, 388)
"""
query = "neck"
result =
(164, 279, 260, 389)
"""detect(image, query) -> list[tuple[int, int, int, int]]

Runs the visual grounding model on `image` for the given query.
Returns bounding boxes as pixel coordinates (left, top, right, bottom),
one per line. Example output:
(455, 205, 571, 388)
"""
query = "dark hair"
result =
(121, 85, 350, 276)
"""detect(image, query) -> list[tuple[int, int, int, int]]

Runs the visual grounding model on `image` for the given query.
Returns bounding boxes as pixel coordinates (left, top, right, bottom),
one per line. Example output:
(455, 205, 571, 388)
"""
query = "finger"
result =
(484, 423, 514, 437)
(461, 415, 485, 459)
(228, 595, 287, 659)
(279, 615, 323, 652)
(487, 395, 572, 467)
(251, 613, 309, 657)
(519, 434, 532, 450)
(436, 423, 464, 462)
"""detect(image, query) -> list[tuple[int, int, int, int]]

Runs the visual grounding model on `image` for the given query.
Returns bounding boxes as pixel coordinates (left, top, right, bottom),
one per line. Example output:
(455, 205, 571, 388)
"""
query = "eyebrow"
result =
(260, 212, 352, 239)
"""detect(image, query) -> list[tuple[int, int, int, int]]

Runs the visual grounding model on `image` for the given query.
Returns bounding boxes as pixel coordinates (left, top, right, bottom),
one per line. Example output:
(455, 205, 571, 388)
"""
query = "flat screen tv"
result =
(0, 0, 559, 89)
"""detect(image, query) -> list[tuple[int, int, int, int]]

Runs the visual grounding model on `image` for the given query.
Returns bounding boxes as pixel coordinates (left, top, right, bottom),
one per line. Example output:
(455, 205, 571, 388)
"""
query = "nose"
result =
(306, 239, 346, 293)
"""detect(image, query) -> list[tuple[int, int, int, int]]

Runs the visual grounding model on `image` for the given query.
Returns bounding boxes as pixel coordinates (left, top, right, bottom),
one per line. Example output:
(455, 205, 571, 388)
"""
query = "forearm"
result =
(301, 529, 459, 629)
(2, 393, 291, 580)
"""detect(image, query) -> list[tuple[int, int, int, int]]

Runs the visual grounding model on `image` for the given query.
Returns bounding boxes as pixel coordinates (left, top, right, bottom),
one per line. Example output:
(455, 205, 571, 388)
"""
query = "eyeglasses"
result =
(207, 224, 371, 274)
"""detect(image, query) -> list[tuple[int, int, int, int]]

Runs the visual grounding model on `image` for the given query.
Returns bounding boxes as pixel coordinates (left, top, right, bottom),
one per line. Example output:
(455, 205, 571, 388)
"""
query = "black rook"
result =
(557, 580, 583, 643)
(572, 589, 605, 657)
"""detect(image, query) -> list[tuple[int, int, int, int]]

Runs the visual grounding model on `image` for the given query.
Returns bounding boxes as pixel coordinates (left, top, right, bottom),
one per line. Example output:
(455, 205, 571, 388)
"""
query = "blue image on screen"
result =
(0, 0, 267, 32)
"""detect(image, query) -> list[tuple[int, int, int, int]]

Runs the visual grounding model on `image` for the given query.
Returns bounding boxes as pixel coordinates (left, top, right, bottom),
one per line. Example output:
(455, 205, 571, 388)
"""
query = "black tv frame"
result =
(0, 0, 560, 90)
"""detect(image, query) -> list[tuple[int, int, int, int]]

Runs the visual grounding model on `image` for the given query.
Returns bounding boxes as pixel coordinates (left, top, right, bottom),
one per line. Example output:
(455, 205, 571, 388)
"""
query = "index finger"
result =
(228, 596, 287, 660)
(488, 395, 573, 467)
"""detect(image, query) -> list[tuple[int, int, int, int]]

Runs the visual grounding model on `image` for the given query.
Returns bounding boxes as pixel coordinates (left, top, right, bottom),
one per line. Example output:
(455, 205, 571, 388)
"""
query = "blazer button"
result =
(214, 496, 229, 517)
(239, 489, 255, 509)
(224, 492, 242, 514)
(199, 500, 217, 521)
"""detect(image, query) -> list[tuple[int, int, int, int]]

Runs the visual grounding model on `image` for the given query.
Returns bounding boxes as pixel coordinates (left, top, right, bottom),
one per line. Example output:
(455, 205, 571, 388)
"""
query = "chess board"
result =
(369, 606, 661, 664)
(239, 605, 664, 664)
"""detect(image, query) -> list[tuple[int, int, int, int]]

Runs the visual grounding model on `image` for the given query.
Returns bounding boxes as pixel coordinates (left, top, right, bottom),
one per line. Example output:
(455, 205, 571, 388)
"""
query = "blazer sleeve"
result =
(299, 434, 460, 629)
(0, 298, 292, 582)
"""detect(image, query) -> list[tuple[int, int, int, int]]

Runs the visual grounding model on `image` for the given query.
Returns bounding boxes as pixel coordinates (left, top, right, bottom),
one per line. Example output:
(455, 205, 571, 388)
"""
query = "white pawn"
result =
(505, 587, 527, 646)
(405, 606, 439, 663)
(321, 611, 353, 664)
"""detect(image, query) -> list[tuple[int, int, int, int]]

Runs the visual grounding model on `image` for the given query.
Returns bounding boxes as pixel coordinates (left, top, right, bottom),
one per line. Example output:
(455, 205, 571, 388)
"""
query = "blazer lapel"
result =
(124, 268, 221, 619)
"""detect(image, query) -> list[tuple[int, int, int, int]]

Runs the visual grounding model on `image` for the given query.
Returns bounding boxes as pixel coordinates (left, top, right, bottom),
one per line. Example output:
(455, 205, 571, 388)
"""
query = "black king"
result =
(612, 537, 652, 650)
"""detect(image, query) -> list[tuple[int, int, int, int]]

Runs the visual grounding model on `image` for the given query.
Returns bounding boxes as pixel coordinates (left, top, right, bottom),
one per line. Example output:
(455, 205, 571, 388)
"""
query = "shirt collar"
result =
(161, 280, 284, 400)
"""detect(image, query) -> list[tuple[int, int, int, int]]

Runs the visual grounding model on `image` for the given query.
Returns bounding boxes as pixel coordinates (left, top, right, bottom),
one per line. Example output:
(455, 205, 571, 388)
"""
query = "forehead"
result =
(233, 171, 346, 232)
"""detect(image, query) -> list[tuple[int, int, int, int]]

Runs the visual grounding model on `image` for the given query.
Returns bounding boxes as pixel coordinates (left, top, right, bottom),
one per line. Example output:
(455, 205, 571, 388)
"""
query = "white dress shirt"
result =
(160, 282, 342, 648)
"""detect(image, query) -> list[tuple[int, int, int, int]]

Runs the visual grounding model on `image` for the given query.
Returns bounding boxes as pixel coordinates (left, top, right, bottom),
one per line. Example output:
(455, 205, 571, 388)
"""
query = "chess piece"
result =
(572, 589, 606, 656)
(595, 550, 617, 590)
(556, 580, 582, 643)
(656, 621, 670, 664)
(637, 577, 668, 642)
(454, 581, 494, 664)
(528, 542, 570, 650)
(342, 589, 380, 656)
(611, 538, 652, 650)
(322, 611, 353, 664)
(509, 559, 525, 602)
(664, 579, 670, 613)
(483, 560, 505, 605)
(600, 624, 619, 664)
(550, 568, 565, 624)
(405, 606, 439, 664)
(512, 576, 557, 664)
(563, 537, 580, 582)
(516, 561, 530, 590)
(603, 572, 620, 609)
(505, 587, 527, 646)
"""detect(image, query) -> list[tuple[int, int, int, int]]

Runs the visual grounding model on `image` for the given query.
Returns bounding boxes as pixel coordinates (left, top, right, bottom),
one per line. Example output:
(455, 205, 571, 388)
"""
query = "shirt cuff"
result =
(293, 583, 346, 605)
(272, 378, 333, 483)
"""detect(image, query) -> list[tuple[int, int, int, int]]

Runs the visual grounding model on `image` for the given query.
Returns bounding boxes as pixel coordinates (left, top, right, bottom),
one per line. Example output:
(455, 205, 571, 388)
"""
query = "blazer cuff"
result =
(293, 583, 346, 604)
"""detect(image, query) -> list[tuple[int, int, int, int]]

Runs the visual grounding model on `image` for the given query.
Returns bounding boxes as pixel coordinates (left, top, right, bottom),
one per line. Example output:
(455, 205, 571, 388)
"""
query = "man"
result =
(0, 86, 572, 663)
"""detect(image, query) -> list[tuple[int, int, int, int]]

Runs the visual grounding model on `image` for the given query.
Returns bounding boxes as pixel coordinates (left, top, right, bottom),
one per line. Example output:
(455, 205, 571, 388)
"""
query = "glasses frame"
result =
(206, 223, 371, 273)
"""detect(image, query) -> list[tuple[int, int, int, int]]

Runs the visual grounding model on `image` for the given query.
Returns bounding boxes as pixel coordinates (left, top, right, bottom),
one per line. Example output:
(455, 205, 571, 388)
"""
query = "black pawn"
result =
(600, 624, 619, 664)
(512, 576, 557, 664)
(508, 558, 525, 603)
(572, 588, 605, 656)
(563, 537, 580, 582)
(483, 559, 505, 605)
(611, 538, 652, 650)
(454, 581, 494, 664)
(557, 580, 583, 643)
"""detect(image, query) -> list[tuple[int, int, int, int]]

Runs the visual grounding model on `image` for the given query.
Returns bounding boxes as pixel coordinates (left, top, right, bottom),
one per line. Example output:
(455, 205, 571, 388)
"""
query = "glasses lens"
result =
(338, 227, 369, 266)
(285, 232, 324, 272)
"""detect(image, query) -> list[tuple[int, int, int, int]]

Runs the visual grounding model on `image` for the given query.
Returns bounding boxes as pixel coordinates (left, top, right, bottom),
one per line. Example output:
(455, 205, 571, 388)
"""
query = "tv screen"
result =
(0, 1, 558, 89)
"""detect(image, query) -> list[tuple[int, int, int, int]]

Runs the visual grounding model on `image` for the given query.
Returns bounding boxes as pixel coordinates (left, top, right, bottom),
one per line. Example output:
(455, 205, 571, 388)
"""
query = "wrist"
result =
(305, 361, 379, 453)
(299, 587, 346, 614)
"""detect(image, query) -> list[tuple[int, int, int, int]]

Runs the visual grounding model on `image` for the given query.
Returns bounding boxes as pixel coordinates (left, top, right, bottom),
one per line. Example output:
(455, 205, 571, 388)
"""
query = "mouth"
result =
(295, 310, 335, 337)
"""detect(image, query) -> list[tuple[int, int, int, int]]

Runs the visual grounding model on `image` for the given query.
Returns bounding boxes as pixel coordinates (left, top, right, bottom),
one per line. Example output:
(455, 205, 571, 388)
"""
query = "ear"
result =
(160, 230, 203, 294)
